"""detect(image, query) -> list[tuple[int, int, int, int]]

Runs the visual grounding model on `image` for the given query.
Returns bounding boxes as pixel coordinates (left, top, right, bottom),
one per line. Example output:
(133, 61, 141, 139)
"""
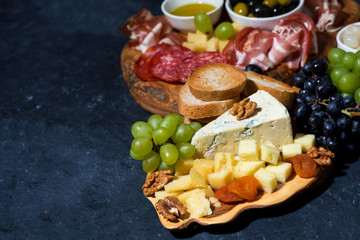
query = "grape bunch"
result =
(293, 58, 360, 152)
(130, 113, 202, 173)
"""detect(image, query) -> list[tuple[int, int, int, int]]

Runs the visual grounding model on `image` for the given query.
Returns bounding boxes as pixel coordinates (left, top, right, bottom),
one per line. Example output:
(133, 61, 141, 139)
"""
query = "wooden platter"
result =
(146, 166, 332, 230)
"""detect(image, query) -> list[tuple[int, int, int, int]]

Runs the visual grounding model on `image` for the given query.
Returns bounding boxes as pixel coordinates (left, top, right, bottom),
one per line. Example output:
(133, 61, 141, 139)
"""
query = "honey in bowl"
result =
(171, 3, 216, 16)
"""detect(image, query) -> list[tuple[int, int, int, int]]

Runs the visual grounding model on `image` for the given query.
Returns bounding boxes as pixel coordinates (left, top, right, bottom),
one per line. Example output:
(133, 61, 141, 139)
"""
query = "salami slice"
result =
(151, 45, 195, 83)
(133, 43, 172, 81)
(176, 52, 229, 82)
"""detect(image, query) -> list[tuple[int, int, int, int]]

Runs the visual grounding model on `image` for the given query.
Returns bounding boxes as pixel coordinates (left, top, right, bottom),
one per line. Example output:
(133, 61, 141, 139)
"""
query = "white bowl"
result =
(225, 0, 304, 31)
(336, 22, 360, 53)
(161, 0, 224, 32)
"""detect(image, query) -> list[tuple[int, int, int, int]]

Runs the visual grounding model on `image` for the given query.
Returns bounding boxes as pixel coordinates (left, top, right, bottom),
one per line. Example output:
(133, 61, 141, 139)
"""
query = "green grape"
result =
(327, 47, 345, 64)
(354, 88, 360, 102)
(147, 114, 163, 129)
(340, 92, 353, 98)
(159, 114, 178, 136)
(337, 72, 360, 94)
(353, 56, 360, 76)
(169, 113, 183, 128)
(130, 149, 144, 160)
(343, 52, 356, 70)
(194, 12, 212, 34)
(190, 121, 202, 132)
(157, 160, 175, 171)
(356, 50, 360, 57)
(172, 123, 194, 143)
(152, 127, 170, 145)
(327, 62, 335, 74)
(214, 22, 234, 40)
(160, 143, 179, 165)
(176, 142, 195, 159)
(330, 65, 348, 84)
(131, 121, 153, 139)
(131, 136, 153, 156)
(142, 151, 161, 173)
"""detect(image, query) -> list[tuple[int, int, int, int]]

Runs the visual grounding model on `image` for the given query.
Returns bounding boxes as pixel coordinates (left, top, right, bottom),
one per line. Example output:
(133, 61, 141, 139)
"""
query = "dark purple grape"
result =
(316, 135, 327, 147)
(302, 61, 313, 76)
(315, 80, 334, 98)
(292, 72, 307, 88)
(295, 103, 310, 120)
(336, 115, 352, 130)
(313, 110, 327, 121)
(342, 96, 356, 108)
(323, 119, 337, 137)
(303, 78, 317, 94)
(326, 136, 340, 151)
(295, 95, 304, 105)
(339, 130, 350, 142)
(299, 89, 307, 96)
(308, 113, 321, 128)
(303, 93, 316, 104)
(252, 4, 272, 17)
(352, 119, 360, 136)
(245, 64, 263, 74)
(330, 94, 343, 103)
(311, 104, 322, 112)
(326, 101, 342, 116)
(312, 59, 328, 76)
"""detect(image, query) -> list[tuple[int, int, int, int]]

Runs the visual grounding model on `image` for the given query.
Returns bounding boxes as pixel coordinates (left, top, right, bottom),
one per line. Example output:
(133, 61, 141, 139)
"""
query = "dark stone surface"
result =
(1, 0, 359, 239)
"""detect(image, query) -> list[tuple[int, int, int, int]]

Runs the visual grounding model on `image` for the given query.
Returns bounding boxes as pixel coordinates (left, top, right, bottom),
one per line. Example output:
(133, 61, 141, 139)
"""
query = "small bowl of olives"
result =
(225, 0, 304, 31)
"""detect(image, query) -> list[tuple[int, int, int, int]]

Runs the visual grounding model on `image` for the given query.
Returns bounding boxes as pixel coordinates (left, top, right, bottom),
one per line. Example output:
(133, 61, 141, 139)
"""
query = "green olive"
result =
(277, 0, 291, 6)
(233, 2, 248, 16)
(263, 0, 278, 8)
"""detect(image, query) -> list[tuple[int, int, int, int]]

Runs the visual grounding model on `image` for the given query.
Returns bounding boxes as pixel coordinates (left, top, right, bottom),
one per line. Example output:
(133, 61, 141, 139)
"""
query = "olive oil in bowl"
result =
(171, 3, 216, 16)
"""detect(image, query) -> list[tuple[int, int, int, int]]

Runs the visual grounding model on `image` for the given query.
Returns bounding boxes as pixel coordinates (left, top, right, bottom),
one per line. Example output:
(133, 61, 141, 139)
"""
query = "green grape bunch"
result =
(129, 113, 202, 173)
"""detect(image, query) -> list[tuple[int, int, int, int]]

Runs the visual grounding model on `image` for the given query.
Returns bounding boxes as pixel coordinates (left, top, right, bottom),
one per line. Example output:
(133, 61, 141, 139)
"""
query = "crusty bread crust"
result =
(244, 71, 297, 109)
(188, 63, 247, 101)
(179, 83, 240, 119)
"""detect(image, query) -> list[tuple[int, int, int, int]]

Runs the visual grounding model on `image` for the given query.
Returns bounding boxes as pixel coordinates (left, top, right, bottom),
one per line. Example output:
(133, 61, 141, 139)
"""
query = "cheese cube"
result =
(232, 22, 244, 36)
(165, 168, 206, 193)
(238, 140, 259, 161)
(154, 191, 181, 201)
(260, 143, 280, 165)
(192, 159, 214, 182)
(254, 168, 277, 193)
(177, 185, 214, 204)
(218, 39, 229, 52)
(207, 168, 234, 190)
(214, 152, 235, 172)
(187, 30, 208, 43)
(185, 191, 212, 218)
(233, 161, 265, 178)
(294, 133, 316, 152)
(265, 162, 292, 183)
(175, 158, 193, 176)
(281, 143, 302, 160)
(206, 37, 219, 52)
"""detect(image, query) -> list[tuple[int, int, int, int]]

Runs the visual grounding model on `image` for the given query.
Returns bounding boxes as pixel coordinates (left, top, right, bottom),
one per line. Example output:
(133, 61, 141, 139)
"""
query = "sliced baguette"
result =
(188, 63, 247, 101)
(243, 71, 297, 109)
(179, 83, 240, 120)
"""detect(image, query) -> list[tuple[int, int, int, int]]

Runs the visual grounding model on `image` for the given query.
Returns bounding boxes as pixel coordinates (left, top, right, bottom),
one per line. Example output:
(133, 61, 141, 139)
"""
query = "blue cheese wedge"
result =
(191, 90, 293, 159)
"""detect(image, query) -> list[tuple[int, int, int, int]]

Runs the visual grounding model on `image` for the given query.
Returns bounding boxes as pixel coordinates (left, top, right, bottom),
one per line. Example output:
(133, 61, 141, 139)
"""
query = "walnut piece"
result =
(230, 98, 257, 121)
(307, 146, 335, 166)
(155, 196, 187, 222)
(142, 170, 174, 197)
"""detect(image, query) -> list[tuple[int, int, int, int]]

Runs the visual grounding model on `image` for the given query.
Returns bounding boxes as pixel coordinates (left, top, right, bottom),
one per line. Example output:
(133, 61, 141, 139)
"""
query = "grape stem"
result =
(311, 99, 360, 118)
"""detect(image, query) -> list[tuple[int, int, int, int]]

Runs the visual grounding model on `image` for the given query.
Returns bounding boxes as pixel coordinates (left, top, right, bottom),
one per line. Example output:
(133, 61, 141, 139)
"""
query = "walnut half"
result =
(155, 196, 187, 222)
(230, 98, 257, 121)
(307, 147, 335, 166)
(142, 170, 174, 197)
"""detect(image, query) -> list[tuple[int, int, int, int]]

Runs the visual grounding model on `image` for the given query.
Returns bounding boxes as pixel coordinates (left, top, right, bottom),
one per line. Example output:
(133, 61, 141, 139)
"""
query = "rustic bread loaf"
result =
(187, 63, 247, 101)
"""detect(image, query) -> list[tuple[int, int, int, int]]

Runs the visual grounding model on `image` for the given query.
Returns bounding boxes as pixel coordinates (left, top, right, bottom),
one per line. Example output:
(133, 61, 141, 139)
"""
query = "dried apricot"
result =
(214, 185, 244, 203)
(228, 176, 259, 200)
(286, 154, 318, 178)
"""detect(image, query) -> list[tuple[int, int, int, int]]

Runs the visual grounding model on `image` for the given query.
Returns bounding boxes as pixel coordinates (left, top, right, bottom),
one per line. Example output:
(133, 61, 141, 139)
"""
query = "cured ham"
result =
(223, 13, 316, 71)
(305, 0, 343, 32)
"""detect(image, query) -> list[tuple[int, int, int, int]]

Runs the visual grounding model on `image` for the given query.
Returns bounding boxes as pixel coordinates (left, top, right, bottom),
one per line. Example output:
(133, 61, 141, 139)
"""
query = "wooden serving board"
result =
(120, 0, 360, 117)
(146, 166, 332, 230)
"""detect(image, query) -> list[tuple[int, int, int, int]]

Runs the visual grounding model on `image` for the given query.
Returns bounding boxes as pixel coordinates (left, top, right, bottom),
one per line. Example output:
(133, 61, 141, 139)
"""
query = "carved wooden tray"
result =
(145, 166, 331, 229)
(121, 0, 360, 117)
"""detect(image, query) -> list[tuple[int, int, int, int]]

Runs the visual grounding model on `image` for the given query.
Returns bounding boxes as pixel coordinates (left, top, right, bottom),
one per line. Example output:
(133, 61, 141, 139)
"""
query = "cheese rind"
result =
(191, 90, 293, 159)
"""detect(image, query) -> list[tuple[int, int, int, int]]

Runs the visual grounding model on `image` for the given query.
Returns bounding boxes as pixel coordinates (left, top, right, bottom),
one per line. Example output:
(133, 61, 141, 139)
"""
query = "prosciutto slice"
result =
(305, 0, 342, 32)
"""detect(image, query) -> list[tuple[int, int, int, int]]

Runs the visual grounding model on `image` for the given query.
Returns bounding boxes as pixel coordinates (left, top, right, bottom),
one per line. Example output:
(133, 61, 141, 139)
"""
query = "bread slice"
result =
(243, 71, 297, 109)
(187, 63, 247, 101)
(179, 83, 240, 120)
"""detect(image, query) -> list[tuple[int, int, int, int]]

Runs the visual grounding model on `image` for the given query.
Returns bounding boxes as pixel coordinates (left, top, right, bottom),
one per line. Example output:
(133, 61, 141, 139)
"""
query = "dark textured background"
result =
(1, 0, 360, 239)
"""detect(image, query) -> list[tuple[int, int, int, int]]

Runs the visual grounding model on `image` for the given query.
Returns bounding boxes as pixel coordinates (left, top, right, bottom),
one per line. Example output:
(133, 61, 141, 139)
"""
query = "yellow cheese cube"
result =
(218, 39, 229, 52)
(233, 161, 265, 178)
(254, 168, 277, 193)
(185, 191, 212, 218)
(187, 30, 208, 43)
(265, 162, 292, 183)
(232, 22, 244, 36)
(164, 168, 207, 193)
(294, 133, 316, 152)
(154, 191, 181, 201)
(192, 159, 214, 182)
(206, 37, 219, 52)
(214, 152, 235, 172)
(175, 158, 193, 176)
(189, 167, 207, 187)
(207, 168, 234, 190)
(281, 143, 302, 160)
(177, 185, 214, 204)
(260, 143, 280, 165)
(238, 140, 259, 161)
